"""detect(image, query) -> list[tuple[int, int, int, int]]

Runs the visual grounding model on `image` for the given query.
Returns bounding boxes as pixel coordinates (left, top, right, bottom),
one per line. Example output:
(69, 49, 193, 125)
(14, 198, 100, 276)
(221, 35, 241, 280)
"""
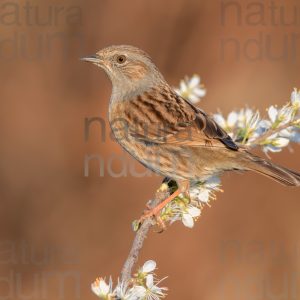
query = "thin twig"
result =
(249, 122, 296, 148)
(120, 189, 169, 285)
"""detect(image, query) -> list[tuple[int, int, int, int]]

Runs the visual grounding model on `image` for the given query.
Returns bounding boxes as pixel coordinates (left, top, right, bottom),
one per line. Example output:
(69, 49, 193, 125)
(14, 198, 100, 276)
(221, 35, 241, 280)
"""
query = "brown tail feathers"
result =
(245, 153, 300, 187)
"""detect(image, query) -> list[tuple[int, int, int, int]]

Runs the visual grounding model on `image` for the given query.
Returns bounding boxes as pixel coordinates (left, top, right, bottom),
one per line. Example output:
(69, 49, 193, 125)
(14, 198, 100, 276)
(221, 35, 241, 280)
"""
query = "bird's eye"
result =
(116, 55, 126, 64)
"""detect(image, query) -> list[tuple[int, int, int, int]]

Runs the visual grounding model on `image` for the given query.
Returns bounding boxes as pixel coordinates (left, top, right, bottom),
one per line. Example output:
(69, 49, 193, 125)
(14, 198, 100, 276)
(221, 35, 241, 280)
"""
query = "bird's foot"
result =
(132, 180, 190, 232)
(137, 188, 182, 228)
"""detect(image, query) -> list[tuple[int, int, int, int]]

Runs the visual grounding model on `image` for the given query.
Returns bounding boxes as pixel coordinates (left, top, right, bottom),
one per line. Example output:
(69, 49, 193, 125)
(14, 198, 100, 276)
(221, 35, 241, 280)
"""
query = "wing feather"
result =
(122, 87, 239, 150)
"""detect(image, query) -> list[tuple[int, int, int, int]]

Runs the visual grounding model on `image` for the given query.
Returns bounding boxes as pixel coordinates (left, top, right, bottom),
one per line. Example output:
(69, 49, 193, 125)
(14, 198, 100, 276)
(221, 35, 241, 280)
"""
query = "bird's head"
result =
(81, 45, 164, 99)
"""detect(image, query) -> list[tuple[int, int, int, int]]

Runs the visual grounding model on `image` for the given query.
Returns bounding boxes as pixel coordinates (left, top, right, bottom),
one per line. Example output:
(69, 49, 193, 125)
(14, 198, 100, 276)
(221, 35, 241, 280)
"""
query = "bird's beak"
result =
(80, 54, 103, 65)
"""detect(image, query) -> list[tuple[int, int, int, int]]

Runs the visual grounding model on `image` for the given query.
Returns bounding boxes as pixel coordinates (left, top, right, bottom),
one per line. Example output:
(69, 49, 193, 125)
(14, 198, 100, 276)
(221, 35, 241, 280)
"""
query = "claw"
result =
(155, 216, 167, 233)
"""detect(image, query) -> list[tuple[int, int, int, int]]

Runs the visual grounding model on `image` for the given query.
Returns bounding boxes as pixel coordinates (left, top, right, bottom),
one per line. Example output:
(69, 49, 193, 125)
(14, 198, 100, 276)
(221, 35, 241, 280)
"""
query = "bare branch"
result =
(120, 189, 170, 285)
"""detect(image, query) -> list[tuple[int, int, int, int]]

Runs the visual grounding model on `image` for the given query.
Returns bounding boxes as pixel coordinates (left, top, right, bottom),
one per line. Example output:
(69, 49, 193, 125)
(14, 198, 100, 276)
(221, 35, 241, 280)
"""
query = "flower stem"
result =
(249, 121, 295, 148)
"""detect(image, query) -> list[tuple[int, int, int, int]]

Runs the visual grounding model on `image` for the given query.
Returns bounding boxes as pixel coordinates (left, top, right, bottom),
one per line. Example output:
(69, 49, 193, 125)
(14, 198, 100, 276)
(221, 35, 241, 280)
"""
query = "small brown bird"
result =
(82, 45, 300, 219)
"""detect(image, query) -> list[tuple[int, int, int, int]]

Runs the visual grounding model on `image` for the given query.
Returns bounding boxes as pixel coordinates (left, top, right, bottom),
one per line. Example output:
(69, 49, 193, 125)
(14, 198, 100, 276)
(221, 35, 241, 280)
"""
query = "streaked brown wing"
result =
(190, 105, 239, 150)
(124, 86, 238, 150)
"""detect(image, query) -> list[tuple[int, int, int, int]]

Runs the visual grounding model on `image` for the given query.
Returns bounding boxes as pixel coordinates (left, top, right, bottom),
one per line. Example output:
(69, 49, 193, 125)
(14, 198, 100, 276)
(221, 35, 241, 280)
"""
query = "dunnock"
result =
(82, 45, 300, 218)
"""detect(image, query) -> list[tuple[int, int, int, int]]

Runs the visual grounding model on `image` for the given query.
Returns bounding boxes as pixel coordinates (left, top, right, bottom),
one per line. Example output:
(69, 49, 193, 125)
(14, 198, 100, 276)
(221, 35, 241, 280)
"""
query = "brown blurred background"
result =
(1, 0, 300, 299)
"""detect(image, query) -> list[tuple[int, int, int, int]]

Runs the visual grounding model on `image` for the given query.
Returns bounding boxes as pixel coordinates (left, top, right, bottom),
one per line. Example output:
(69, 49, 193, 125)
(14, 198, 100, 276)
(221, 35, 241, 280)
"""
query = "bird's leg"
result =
(140, 189, 181, 221)
(138, 180, 190, 224)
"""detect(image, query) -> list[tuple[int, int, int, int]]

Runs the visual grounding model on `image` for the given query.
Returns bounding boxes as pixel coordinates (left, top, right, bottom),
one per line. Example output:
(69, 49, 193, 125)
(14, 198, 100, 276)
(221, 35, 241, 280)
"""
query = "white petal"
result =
(237, 109, 245, 123)
(91, 278, 111, 297)
(273, 137, 290, 148)
(213, 114, 226, 128)
(146, 274, 154, 288)
(245, 108, 254, 122)
(187, 206, 201, 217)
(193, 87, 206, 98)
(280, 106, 294, 124)
(279, 129, 292, 138)
(197, 189, 210, 203)
(263, 144, 282, 153)
(182, 213, 194, 228)
(188, 93, 200, 104)
(142, 260, 156, 273)
(268, 106, 278, 123)
(248, 111, 260, 129)
(189, 75, 200, 88)
(113, 281, 126, 299)
(291, 88, 300, 106)
(238, 108, 253, 124)
(227, 111, 238, 127)
(99, 280, 110, 295)
(258, 119, 272, 130)
(127, 286, 147, 299)
(179, 81, 187, 93)
(91, 284, 101, 296)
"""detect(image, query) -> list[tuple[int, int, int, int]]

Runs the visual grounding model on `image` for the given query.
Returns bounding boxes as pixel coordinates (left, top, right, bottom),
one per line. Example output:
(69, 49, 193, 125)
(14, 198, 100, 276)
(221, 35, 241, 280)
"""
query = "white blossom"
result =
(263, 134, 290, 153)
(267, 105, 294, 126)
(190, 188, 210, 203)
(190, 176, 221, 204)
(113, 280, 129, 299)
(253, 96, 300, 152)
(238, 108, 256, 126)
(144, 274, 168, 300)
(91, 277, 113, 299)
(213, 111, 238, 136)
(91, 260, 167, 300)
(214, 109, 260, 142)
(125, 286, 147, 300)
(175, 75, 206, 104)
(113, 280, 147, 300)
